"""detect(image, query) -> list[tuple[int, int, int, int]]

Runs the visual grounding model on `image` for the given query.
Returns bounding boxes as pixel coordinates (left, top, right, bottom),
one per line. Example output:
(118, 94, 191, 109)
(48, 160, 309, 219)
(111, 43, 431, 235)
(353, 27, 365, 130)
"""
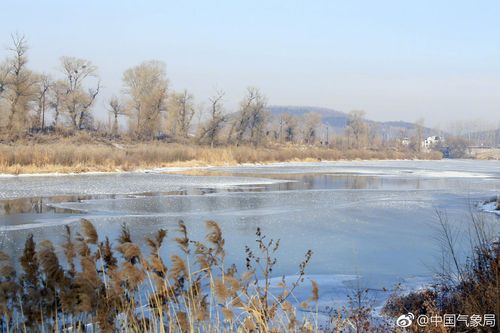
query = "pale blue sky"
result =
(1, 0, 499, 126)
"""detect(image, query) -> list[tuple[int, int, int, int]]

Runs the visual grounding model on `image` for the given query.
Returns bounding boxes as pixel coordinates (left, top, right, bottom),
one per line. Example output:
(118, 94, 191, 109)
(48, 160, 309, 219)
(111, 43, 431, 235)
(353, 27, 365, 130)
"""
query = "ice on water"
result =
(1, 160, 498, 310)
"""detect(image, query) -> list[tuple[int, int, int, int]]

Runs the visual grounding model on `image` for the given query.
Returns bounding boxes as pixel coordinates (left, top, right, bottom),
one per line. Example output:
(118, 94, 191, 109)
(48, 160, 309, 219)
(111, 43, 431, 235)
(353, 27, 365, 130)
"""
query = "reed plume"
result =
(0, 219, 326, 332)
(80, 218, 98, 244)
(175, 220, 190, 254)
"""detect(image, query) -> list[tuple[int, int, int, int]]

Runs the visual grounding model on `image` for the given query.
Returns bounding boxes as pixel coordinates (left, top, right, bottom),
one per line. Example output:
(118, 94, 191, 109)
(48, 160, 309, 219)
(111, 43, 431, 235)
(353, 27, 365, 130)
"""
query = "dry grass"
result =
(1, 215, 492, 332)
(0, 219, 391, 332)
(382, 212, 499, 333)
(0, 138, 442, 175)
(475, 148, 500, 160)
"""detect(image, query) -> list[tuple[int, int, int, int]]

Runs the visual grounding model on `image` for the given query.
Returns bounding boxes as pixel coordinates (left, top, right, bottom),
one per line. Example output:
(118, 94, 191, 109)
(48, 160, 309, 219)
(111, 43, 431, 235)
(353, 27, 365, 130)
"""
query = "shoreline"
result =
(0, 157, 448, 177)
(0, 141, 443, 176)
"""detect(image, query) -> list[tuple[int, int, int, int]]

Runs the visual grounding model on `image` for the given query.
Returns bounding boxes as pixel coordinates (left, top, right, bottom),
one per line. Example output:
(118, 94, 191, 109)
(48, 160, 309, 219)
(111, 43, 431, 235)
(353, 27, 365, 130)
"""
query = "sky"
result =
(0, 0, 499, 127)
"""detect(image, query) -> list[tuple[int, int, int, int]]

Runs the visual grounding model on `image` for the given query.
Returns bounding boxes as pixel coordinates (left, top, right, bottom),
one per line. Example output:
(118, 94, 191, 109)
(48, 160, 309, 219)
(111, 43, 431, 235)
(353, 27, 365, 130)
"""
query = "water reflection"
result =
(0, 195, 88, 215)
(0, 172, 497, 226)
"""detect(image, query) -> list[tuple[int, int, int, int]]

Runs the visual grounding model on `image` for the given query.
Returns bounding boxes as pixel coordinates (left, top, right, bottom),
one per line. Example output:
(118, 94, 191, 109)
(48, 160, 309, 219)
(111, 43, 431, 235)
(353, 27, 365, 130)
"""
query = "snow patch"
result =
(481, 201, 500, 216)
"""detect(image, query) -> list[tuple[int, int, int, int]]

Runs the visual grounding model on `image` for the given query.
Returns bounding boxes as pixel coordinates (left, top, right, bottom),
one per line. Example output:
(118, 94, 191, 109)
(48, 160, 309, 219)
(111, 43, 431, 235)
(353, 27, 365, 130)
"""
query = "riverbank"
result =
(0, 141, 441, 175)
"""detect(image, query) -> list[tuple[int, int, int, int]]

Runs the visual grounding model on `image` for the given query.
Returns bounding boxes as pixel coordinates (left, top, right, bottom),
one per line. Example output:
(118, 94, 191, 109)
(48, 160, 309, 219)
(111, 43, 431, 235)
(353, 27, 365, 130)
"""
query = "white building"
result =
(422, 136, 443, 149)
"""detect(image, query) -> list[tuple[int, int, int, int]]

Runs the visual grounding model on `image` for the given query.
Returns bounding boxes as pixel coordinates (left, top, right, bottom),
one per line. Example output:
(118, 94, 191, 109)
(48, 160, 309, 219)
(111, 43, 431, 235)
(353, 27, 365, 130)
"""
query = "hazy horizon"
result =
(1, 0, 499, 128)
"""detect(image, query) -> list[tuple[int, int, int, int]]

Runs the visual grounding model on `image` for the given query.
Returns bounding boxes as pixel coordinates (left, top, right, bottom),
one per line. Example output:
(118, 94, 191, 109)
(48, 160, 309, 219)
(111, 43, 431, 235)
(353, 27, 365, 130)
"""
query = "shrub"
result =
(382, 212, 499, 332)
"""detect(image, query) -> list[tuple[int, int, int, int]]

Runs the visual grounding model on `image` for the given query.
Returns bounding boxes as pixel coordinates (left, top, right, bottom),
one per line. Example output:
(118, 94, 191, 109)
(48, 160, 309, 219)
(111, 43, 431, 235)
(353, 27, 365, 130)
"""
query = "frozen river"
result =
(1, 160, 499, 310)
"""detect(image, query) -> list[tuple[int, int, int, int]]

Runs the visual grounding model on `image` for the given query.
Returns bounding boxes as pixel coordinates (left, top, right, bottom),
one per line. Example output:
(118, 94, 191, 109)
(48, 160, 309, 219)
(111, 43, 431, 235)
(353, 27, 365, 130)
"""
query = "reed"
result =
(3, 215, 492, 332)
(382, 212, 499, 332)
(0, 140, 442, 174)
(0, 219, 327, 332)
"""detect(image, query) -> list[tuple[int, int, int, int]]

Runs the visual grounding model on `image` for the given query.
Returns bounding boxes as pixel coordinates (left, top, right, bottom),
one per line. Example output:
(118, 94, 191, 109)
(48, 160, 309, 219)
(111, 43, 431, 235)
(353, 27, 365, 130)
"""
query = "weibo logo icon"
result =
(396, 313, 415, 327)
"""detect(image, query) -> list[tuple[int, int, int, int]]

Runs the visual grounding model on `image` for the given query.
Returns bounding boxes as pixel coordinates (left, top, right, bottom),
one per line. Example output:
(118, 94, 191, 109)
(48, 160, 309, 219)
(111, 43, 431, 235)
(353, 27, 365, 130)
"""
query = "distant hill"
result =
(267, 106, 349, 128)
(267, 105, 434, 138)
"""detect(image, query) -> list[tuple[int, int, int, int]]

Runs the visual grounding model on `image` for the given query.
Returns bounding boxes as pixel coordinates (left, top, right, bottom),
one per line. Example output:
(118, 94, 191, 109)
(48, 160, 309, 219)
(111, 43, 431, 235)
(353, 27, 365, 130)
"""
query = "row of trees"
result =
(0, 35, 100, 136)
(0, 34, 375, 148)
(447, 120, 500, 147)
(1, 34, 437, 152)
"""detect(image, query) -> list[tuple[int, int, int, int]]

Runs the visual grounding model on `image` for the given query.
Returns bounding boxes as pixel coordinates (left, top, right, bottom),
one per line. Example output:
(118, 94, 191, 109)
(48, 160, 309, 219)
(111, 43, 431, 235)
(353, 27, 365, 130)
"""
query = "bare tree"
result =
(33, 74, 51, 131)
(301, 112, 321, 144)
(0, 62, 8, 96)
(198, 90, 226, 148)
(49, 80, 66, 128)
(281, 113, 299, 143)
(264, 114, 282, 142)
(59, 56, 100, 130)
(446, 136, 468, 158)
(0, 63, 9, 128)
(247, 89, 268, 146)
(414, 118, 425, 152)
(3, 33, 37, 135)
(230, 87, 267, 146)
(107, 96, 126, 137)
(230, 90, 254, 145)
(123, 61, 168, 140)
(367, 123, 382, 148)
(168, 89, 195, 139)
(346, 110, 367, 149)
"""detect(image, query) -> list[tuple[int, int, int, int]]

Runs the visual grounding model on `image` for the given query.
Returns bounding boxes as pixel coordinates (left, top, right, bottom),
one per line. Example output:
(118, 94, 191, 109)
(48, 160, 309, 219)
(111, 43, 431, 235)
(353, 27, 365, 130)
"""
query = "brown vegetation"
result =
(0, 136, 442, 174)
(0, 219, 391, 332)
(475, 149, 500, 161)
(0, 33, 446, 174)
(0, 213, 496, 332)
(382, 212, 499, 332)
